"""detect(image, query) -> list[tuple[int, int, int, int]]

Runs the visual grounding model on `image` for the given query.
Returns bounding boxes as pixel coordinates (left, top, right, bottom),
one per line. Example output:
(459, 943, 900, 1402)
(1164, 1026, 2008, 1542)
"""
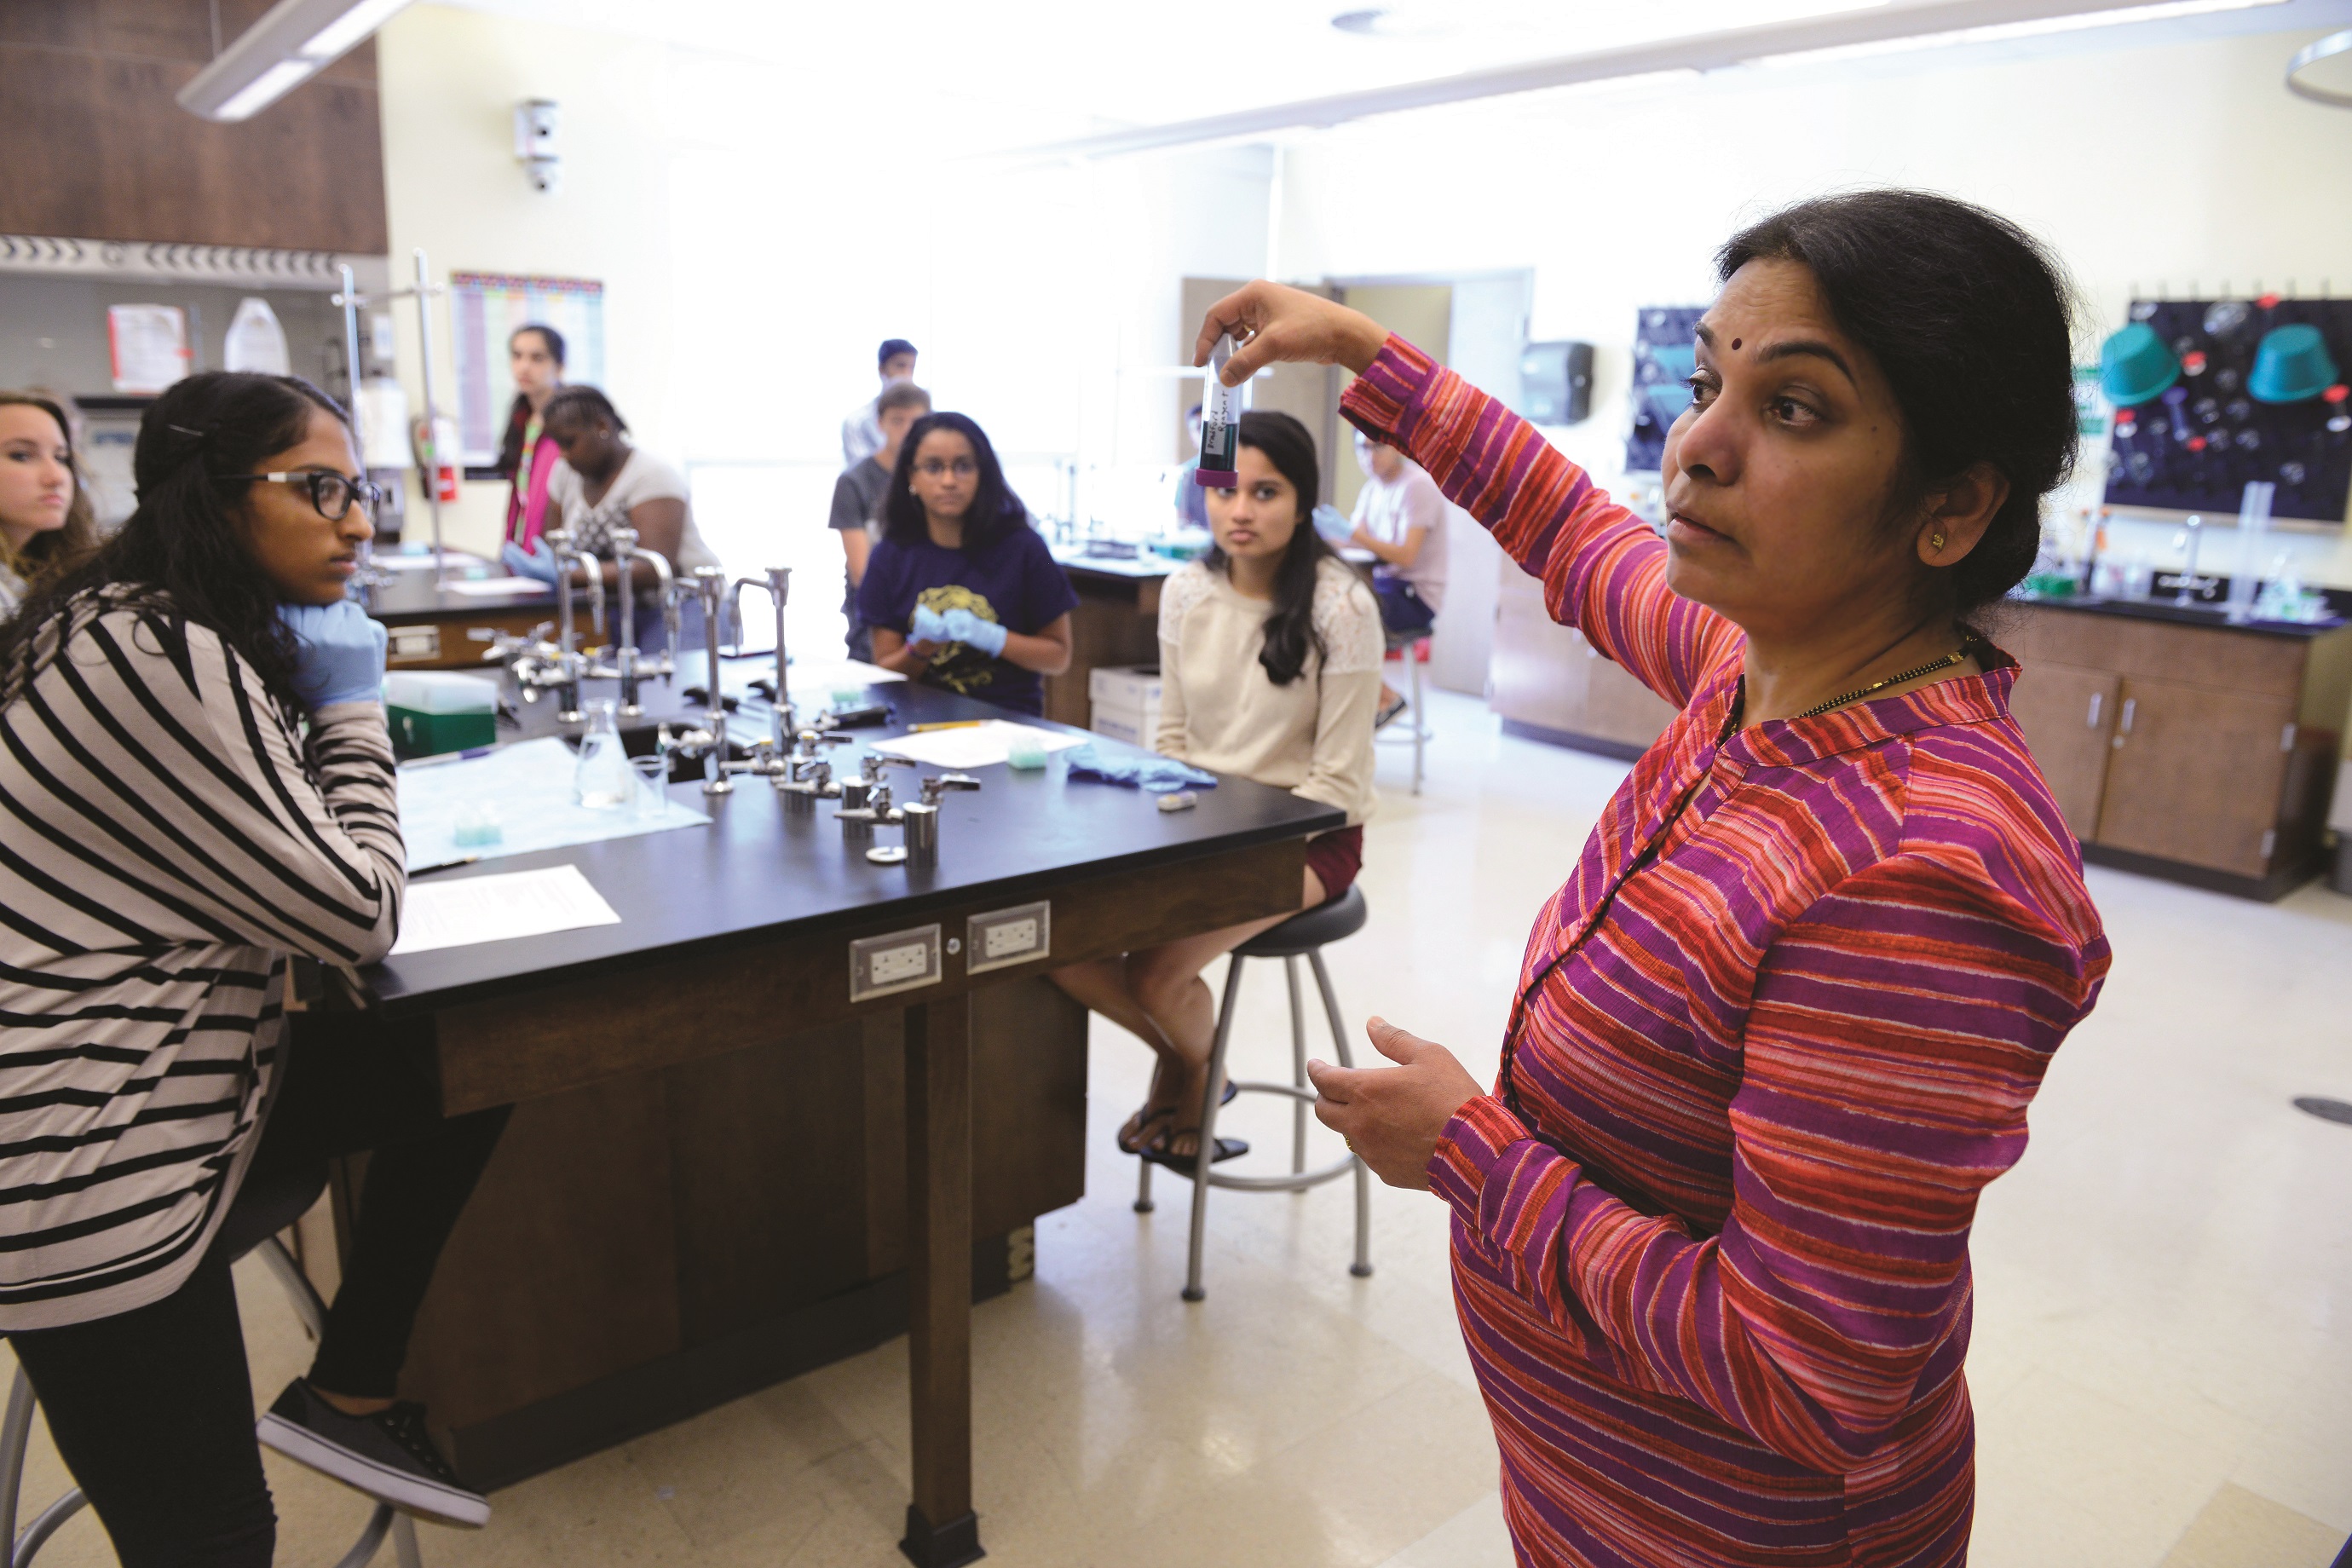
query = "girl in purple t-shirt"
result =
(860, 412, 1076, 716)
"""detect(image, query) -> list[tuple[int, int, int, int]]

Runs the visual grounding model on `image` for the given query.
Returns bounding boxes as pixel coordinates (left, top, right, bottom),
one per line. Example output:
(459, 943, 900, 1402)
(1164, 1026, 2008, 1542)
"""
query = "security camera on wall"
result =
(515, 99, 561, 193)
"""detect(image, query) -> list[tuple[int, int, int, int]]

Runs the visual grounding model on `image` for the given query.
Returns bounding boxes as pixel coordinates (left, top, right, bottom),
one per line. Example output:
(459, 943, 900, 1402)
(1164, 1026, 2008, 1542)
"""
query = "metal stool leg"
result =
(1134, 1145, 1155, 1213)
(1311, 951, 1374, 1278)
(1409, 637, 1427, 795)
(393, 1513, 424, 1568)
(1182, 957, 1248, 1302)
(1285, 956, 1308, 1176)
(1, 1368, 35, 1552)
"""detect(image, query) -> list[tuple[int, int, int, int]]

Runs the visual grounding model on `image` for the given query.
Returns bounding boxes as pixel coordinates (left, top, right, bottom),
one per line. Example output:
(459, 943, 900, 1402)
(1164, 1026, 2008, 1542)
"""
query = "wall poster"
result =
(448, 273, 605, 470)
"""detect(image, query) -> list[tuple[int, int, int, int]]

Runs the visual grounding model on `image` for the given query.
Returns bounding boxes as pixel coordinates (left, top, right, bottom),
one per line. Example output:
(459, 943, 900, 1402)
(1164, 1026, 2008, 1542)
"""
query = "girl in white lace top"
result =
(1052, 411, 1381, 1164)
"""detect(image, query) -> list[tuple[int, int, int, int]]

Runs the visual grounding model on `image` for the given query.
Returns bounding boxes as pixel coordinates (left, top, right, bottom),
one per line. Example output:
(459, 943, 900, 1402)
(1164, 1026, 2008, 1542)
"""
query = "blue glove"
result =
(909, 605, 953, 646)
(501, 539, 562, 584)
(279, 602, 388, 710)
(1311, 504, 1354, 545)
(942, 607, 1008, 658)
(1064, 742, 1217, 794)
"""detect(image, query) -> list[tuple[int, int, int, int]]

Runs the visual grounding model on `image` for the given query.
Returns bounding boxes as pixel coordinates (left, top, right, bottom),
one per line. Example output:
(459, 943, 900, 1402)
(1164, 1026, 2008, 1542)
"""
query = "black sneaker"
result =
(257, 1379, 490, 1528)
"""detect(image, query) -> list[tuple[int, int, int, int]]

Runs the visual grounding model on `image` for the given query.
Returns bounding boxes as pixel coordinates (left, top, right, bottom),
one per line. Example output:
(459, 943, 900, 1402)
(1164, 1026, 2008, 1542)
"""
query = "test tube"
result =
(1196, 335, 1241, 489)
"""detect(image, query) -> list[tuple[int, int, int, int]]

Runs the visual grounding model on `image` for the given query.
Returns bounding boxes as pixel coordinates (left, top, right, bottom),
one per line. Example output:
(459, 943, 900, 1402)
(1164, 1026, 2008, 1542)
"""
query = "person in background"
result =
(862, 411, 1075, 715)
(831, 380, 931, 660)
(1348, 429, 1449, 727)
(0, 372, 510, 1563)
(494, 324, 566, 549)
(504, 386, 721, 654)
(1051, 410, 1381, 1164)
(1172, 401, 1208, 530)
(0, 392, 101, 620)
(843, 337, 919, 469)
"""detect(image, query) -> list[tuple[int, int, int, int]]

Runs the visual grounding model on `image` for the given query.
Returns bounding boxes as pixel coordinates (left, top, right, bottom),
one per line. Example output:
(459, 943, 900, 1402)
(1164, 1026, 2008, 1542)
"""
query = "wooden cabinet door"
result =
(2096, 676, 2296, 877)
(2006, 660, 2119, 840)
(1488, 568, 1594, 732)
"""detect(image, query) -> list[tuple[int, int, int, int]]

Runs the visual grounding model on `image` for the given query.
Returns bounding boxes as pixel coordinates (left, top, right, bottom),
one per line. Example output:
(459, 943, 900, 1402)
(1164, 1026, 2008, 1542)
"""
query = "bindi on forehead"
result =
(1732, 338, 1743, 351)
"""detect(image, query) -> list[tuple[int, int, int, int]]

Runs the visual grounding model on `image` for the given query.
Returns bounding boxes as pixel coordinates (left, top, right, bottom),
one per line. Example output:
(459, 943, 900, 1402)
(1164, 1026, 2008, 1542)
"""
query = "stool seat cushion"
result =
(1235, 885, 1367, 958)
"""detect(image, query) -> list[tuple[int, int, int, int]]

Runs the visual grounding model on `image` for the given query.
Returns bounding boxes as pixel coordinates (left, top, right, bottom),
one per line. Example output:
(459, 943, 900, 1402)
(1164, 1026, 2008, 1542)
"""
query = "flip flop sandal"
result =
(1139, 1129, 1251, 1173)
(1117, 1081, 1239, 1155)
(1116, 1105, 1173, 1155)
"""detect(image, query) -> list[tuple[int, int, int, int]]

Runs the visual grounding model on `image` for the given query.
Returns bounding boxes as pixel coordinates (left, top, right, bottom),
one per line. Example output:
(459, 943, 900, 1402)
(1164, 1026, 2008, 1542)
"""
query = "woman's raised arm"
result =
(1196, 283, 1739, 710)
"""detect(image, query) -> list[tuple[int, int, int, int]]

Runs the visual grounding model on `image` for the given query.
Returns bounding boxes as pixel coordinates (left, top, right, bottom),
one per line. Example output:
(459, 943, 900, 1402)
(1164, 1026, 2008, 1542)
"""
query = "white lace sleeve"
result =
(1156, 560, 1216, 648)
(1311, 560, 1385, 676)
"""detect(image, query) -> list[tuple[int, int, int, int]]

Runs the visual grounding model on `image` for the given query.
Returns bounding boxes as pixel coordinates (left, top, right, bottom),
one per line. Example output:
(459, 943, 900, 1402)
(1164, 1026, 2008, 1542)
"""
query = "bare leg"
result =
(1049, 958, 1185, 1147)
(1052, 865, 1327, 1157)
(1123, 864, 1327, 1159)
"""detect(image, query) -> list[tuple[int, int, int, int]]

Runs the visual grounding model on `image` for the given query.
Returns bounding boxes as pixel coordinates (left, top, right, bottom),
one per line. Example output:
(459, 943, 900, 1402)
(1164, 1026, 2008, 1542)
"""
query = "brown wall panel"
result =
(0, 0, 386, 252)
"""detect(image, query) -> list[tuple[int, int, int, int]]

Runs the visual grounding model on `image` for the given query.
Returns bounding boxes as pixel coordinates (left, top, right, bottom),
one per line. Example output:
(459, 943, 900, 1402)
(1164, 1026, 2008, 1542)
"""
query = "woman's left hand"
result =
(1307, 1017, 1484, 1190)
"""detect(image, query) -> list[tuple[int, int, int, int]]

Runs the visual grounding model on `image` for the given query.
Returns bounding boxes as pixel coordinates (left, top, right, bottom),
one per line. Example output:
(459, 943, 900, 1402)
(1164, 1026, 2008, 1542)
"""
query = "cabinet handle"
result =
(2281, 723, 2297, 753)
(2086, 691, 2102, 728)
(2118, 696, 2136, 736)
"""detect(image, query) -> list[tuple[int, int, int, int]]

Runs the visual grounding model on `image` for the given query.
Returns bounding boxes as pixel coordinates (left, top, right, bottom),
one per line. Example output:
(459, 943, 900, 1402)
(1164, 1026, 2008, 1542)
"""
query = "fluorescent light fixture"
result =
(211, 58, 320, 121)
(176, 0, 415, 123)
(1753, 0, 2288, 66)
(298, 0, 413, 61)
(994, 0, 2297, 164)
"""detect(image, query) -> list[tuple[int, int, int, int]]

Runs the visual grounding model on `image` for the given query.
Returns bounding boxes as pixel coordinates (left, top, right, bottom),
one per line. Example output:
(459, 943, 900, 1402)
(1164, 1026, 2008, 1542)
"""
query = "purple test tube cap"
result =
(1193, 469, 1237, 488)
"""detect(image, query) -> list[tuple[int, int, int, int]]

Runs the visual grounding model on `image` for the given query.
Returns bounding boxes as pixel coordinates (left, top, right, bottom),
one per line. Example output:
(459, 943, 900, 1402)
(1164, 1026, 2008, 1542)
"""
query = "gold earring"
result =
(1928, 531, 1946, 551)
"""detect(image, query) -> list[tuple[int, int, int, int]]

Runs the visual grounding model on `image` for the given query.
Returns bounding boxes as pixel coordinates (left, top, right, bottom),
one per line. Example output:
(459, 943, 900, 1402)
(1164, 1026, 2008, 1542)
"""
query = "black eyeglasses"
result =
(219, 470, 383, 522)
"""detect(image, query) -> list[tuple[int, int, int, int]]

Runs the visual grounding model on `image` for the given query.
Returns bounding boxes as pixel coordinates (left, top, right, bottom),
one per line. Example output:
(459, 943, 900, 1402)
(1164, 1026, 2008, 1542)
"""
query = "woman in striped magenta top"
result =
(1209, 193, 2109, 1566)
(0, 372, 505, 1560)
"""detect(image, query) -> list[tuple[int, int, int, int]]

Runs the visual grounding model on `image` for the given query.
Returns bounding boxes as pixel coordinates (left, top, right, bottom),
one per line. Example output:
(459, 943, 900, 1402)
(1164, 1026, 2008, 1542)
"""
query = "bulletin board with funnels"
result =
(2098, 296, 2352, 525)
(1623, 306, 1706, 475)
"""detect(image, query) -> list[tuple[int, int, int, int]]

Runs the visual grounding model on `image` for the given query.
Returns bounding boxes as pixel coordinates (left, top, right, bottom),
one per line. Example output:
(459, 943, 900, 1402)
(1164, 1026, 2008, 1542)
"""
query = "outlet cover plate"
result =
(966, 902, 1051, 976)
(850, 924, 943, 1001)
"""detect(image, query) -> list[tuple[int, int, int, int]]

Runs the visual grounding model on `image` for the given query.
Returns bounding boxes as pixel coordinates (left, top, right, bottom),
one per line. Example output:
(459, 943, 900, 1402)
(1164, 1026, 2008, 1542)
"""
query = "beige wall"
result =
(1277, 25, 2352, 591)
(375, 4, 682, 558)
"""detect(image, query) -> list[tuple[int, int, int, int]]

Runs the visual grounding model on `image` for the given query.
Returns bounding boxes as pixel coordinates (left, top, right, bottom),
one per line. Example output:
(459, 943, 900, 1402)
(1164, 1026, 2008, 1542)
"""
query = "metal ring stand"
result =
(1133, 915, 1375, 1301)
(0, 1236, 425, 1568)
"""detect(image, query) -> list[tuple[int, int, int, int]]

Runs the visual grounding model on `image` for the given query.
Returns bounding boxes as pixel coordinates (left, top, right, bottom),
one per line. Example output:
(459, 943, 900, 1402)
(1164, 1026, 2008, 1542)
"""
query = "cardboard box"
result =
(1087, 665, 1162, 751)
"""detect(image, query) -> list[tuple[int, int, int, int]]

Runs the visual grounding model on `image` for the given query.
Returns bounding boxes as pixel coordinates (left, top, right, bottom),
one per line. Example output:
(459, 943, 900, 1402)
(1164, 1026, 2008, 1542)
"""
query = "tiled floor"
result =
(8, 688, 2349, 1565)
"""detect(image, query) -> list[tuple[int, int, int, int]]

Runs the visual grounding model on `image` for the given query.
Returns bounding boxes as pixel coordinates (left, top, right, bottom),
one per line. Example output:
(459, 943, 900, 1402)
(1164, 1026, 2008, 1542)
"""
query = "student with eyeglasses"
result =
(861, 411, 1076, 715)
(0, 372, 509, 1562)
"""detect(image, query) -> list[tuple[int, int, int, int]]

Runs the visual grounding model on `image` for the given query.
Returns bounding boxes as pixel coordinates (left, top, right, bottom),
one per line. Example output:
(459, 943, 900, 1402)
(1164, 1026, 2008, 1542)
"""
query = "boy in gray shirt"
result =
(831, 379, 931, 660)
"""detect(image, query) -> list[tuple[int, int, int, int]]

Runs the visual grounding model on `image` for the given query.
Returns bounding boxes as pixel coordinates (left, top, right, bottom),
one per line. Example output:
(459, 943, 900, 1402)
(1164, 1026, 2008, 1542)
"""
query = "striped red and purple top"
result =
(1342, 337, 2108, 1567)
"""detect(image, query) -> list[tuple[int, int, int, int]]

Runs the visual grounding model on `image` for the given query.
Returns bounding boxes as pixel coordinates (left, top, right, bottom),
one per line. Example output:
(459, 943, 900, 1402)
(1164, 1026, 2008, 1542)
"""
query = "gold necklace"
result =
(1792, 639, 1974, 720)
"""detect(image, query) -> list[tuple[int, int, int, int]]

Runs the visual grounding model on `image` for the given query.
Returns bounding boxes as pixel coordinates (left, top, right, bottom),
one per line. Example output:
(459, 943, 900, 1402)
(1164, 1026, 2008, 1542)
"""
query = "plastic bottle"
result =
(1196, 336, 1241, 489)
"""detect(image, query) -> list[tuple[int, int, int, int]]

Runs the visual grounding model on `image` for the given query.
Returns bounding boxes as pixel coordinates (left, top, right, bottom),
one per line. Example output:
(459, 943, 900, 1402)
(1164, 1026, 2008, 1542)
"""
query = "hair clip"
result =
(166, 424, 207, 441)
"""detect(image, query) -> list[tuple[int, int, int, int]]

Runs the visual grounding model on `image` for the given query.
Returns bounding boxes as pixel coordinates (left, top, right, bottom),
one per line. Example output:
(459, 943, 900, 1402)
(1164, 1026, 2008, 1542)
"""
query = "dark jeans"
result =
(9, 1012, 510, 1568)
(1373, 574, 1435, 637)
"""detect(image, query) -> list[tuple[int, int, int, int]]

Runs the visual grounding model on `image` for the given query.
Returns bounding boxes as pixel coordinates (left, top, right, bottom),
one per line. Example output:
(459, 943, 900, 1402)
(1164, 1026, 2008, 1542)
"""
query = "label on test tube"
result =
(1196, 335, 1240, 487)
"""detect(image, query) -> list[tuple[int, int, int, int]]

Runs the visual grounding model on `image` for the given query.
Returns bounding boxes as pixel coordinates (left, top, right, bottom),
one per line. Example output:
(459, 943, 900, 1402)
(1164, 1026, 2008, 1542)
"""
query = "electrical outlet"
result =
(850, 925, 943, 1001)
(966, 902, 1051, 976)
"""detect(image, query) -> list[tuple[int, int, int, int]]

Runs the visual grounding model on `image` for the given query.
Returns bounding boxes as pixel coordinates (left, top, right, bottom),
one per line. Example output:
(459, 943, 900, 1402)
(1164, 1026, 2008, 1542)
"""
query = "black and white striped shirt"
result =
(0, 589, 401, 1329)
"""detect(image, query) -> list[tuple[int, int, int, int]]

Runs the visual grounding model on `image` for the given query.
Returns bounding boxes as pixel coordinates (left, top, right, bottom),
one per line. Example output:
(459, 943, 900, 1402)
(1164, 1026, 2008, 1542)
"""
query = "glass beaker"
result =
(630, 753, 670, 820)
(573, 701, 635, 809)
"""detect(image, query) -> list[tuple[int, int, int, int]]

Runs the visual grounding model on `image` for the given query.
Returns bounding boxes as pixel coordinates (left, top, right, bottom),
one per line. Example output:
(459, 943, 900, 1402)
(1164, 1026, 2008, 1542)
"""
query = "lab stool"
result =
(0, 1167, 425, 1568)
(1378, 630, 1432, 796)
(1135, 886, 1374, 1302)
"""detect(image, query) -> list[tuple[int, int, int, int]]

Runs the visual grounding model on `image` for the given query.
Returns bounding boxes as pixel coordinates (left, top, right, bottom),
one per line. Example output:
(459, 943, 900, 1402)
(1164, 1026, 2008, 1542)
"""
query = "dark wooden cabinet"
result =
(2002, 604, 2352, 898)
(1489, 562, 1676, 758)
(2095, 676, 2297, 878)
(2004, 660, 2119, 839)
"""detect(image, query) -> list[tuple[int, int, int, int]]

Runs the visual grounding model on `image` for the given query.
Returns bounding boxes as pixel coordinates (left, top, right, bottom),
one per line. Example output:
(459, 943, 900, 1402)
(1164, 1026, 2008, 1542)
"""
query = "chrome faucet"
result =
(729, 567, 793, 752)
(597, 527, 678, 717)
(2173, 514, 2205, 607)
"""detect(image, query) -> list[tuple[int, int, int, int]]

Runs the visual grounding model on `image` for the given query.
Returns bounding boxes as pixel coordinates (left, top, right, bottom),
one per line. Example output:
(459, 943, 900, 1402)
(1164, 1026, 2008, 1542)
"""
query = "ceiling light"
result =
(299, 0, 412, 61)
(177, 0, 416, 122)
(1752, 0, 2288, 67)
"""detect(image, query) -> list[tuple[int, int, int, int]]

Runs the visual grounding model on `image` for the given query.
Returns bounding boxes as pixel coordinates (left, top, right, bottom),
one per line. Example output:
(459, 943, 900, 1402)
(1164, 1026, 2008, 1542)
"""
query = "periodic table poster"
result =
(449, 273, 605, 470)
